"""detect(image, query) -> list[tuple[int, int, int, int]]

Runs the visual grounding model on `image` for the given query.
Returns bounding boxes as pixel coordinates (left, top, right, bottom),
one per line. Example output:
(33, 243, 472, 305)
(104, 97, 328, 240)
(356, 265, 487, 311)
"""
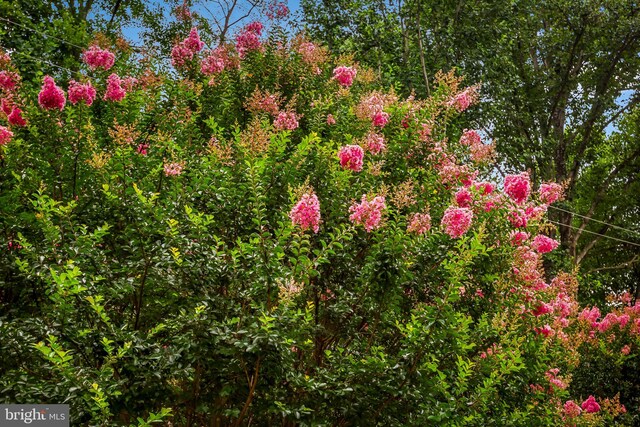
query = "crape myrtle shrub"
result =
(0, 18, 638, 427)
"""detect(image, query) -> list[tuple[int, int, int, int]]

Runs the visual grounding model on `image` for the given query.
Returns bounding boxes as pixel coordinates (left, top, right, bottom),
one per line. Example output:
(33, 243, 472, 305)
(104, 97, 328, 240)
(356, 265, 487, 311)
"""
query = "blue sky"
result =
(119, 0, 302, 45)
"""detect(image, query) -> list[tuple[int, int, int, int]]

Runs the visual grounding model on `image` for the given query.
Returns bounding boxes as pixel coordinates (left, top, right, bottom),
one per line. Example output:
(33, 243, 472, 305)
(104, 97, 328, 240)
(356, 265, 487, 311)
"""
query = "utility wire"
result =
(547, 220, 640, 248)
(548, 205, 640, 237)
(0, 16, 84, 50)
(2, 48, 76, 74)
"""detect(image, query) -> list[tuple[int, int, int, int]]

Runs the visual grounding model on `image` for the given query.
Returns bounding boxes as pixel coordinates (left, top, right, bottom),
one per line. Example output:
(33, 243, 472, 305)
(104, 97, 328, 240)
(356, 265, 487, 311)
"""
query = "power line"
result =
(547, 220, 640, 248)
(2, 48, 76, 74)
(0, 16, 84, 50)
(548, 205, 640, 237)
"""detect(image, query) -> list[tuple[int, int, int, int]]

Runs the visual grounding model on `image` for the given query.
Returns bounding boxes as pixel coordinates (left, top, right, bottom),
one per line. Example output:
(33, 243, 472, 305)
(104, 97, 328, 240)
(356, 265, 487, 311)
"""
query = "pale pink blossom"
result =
(365, 132, 385, 154)
(459, 129, 481, 146)
(83, 45, 115, 70)
(164, 162, 184, 176)
(273, 111, 299, 130)
(450, 89, 473, 112)
(349, 195, 386, 232)
(539, 182, 564, 205)
(0, 125, 13, 145)
(326, 114, 336, 125)
(407, 212, 431, 235)
(67, 80, 97, 106)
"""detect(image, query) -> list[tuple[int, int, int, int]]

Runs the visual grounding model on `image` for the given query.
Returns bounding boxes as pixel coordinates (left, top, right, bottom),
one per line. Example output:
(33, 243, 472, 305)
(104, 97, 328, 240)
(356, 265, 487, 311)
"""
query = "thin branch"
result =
(586, 255, 640, 274)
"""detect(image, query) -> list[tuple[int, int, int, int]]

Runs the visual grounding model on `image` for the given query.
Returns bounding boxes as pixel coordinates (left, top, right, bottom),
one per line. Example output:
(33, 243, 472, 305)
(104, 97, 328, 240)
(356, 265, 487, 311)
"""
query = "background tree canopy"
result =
(301, 0, 640, 303)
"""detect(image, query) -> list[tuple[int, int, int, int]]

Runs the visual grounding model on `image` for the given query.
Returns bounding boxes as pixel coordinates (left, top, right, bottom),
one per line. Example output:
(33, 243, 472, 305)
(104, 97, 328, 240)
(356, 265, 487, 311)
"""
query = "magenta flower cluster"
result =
(338, 145, 364, 172)
(504, 172, 531, 204)
(289, 193, 321, 233)
(38, 76, 66, 110)
(171, 27, 205, 68)
(441, 207, 473, 238)
(332, 66, 357, 87)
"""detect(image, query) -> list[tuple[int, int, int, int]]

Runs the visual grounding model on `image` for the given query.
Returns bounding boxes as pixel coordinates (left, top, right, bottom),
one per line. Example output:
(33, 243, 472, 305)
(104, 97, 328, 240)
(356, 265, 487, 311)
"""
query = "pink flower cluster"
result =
(171, 28, 205, 68)
(581, 396, 601, 413)
(68, 80, 97, 106)
(372, 110, 389, 127)
(472, 181, 495, 196)
(338, 145, 364, 172)
(419, 123, 432, 142)
(266, 1, 289, 19)
(531, 235, 559, 254)
(538, 182, 563, 205)
(455, 187, 473, 208)
(563, 400, 582, 419)
(407, 212, 431, 235)
(0, 125, 13, 145)
(164, 162, 184, 177)
(349, 195, 386, 232)
(201, 46, 227, 75)
(236, 22, 263, 59)
(289, 192, 321, 233)
(469, 142, 494, 163)
(365, 132, 385, 154)
(504, 172, 531, 204)
(273, 111, 299, 130)
(332, 66, 357, 87)
(174, 2, 192, 20)
(441, 206, 473, 238)
(510, 231, 530, 246)
(38, 76, 66, 110)
(104, 74, 127, 102)
(545, 368, 567, 390)
(2, 99, 26, 127)
(449, 89, 474, 112)
(83, 45, 115, 71)
(0, 70, 19, 92)
(7, 107, 26, 126)
(326, 114, 336, 125)
(459, 129, 481, 146)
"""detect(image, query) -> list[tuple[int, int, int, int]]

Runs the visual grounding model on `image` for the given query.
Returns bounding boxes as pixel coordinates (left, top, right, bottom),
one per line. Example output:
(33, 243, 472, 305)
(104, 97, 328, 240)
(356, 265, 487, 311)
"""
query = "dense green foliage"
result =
(0, 3, 639, 426)
(301, 0, 640, 299)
